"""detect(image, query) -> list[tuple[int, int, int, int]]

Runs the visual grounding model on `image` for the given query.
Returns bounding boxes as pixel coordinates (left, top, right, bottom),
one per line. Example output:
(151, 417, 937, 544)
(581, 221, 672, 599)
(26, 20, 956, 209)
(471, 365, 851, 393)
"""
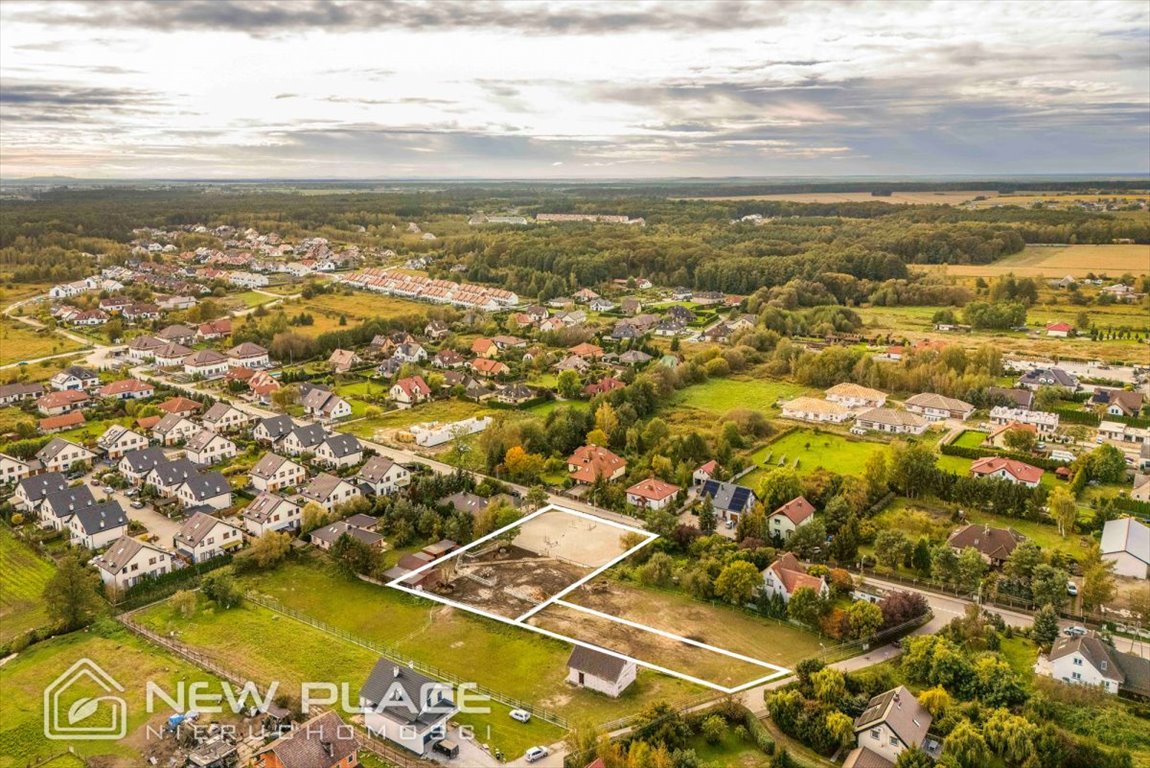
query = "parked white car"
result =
(1063, 625, 1087, 637)
(1066, 581, 1079, 597)
(510, 709, 532, 723)
(525, 746, 549, 763)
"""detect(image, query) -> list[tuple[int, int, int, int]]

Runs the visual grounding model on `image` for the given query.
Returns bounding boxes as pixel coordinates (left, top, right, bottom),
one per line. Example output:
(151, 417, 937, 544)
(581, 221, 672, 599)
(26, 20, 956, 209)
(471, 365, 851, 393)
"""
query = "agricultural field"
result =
(744, 428, 891, 485)
(0, 317, 87, 366)
(0, 527, 55, 644)
(915, 244, 1150, 278)
(0, 625, 233, 768)
(297, 291, 434, 323)
(235, 558, 702, 725)
(673, 190, 998, 205)
(966, 193, 1149, 210)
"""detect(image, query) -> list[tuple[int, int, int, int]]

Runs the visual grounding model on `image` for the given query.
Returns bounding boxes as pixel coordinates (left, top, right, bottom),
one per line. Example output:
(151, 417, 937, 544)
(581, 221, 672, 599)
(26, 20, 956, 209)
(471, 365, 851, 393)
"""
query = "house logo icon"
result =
(43, 657, 128, 741)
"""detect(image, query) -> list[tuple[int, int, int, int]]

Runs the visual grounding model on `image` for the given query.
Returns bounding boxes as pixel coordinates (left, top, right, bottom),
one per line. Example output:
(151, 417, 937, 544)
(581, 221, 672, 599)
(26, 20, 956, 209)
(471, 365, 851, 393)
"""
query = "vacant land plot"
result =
(0, 527, 55, 643)
(241, 558, 702, 725)
(299, 291, 434, 323)
(564, 581, 822, 670)
(968, 193, 1149, 210)
(0, 626, 232, 768)
(343, 398, 491, 441)
(952, 430, 988, 449)
(529, 602, 774, 689)
(415, 508, 646, 620)
(745, 429, 890, 484)
(673, 190, 997, 205)
(0, 318, 86, 365)
(915, 244, 1150, 277)
(675, 376, 812, 415)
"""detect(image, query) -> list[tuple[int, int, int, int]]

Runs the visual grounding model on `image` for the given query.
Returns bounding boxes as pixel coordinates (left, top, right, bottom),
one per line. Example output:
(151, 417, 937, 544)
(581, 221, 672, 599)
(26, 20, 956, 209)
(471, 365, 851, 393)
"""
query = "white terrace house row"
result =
(989, 406, 1059, 434)
(242, 492, 303, 536)
(249, 453, 308, 492)
(91, 536, 178, 591)
(183, 430, 238, 466)
(173, 512, 246, 563)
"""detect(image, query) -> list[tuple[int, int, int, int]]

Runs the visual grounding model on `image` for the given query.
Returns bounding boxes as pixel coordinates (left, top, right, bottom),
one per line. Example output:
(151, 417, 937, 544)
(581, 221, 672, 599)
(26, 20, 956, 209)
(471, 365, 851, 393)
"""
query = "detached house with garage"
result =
(242, 492, 303, 536)
(91, 536, 178, 591)
(1036, 634, 1150, 698)
(390, 376, 432, 408)
(625, 477, 680, 511)
(768, 496, 816, 540)
(299, 383, 353, 421)
(359, 657, 456, 757)
(699, 479, 757, 523)
(568, 445, 627, 484)
(96, 425, 149, 459)
(780, 396, 852, 424)
(825, 383, 887, 409)
(49, 366, 99, 392)
(173, 511, 245, 563)
(566, 645, 637, 698)
(184, 429, 237, 466)
(37, 389, 89, 416)
(761, 552, 829, 603)
(98, 379, 155, 401)
(969, 456, 1044, 487)
(843, 686, 938, 768)
(947, 524, 1026, 567)
(249, 453, 307, 492)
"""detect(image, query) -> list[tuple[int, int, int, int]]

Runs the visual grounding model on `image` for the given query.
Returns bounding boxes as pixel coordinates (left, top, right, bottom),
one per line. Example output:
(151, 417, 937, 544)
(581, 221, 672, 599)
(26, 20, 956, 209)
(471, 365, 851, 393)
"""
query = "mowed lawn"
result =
(675, 376, 812, 415)
(0, 318, 87, 365)
(235, 559, 702, 725)
(745, 429, 890, 482)
(0, 527, 55, 643)
(0, 627, 231, 768)
(914, 244, 1150, 278)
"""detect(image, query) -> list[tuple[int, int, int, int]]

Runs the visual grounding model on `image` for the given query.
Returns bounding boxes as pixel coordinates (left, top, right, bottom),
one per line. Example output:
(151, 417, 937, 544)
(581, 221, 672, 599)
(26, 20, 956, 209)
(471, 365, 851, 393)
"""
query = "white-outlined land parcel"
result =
(386, 504, 791, 694)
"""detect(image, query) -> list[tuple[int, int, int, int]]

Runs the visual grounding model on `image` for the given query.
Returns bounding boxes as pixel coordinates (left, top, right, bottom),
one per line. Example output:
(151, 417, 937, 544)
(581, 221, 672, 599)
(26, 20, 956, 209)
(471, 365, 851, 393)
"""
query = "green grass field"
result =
(230, 558, 702, 725)
(674, 376, 812, 415)
(229, 290, 277, 308)
(744, 429, 890, 485)
(951, 430, 988, 449)
(0, 318, 87, 366)
(0, 625, 230, 768)
(0, 527, 55, 643)
(298, 292, 434, 323)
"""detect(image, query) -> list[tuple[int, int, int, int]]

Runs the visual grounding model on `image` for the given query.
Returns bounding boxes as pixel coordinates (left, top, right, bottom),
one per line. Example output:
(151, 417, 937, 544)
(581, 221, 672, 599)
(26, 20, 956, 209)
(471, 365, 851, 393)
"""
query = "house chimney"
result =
(393, 665, 400, 678)
(321, 740, 333, 758)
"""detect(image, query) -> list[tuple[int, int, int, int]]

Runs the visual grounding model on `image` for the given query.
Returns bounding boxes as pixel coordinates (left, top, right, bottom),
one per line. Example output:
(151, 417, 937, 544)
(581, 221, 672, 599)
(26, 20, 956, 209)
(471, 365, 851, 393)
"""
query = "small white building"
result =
(226, 342, 270, 369)
(852, 407, 929, 436)
(299, 472, 362, 513)
(200, 402, 252, 433)
(825, 383, 887, 409)
(175, 471, 233, 510)
(0, 452, 32, 486)
(566, 645, 637, 698)
(314, 433, 364, 470)
(761, 553, 829, 603)
(625, 477, 680, 511)
(1100, 517, 1149, 579)
(359, 658, 457, 757)
(768, 496, 816, 540)
(904, 392, 974, 421)
(844, 686, 935, 768)
(35, 438, 95, 474)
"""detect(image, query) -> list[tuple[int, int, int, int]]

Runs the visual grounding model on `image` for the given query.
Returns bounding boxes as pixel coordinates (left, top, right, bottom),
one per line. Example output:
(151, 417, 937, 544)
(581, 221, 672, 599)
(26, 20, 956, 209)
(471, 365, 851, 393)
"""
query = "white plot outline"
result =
(385, 503, 792, 693)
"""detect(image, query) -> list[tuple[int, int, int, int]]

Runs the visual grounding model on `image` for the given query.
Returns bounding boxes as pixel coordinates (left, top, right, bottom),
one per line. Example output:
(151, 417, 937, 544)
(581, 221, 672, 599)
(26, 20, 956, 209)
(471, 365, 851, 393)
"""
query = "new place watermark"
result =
(44, 656, 490, 742)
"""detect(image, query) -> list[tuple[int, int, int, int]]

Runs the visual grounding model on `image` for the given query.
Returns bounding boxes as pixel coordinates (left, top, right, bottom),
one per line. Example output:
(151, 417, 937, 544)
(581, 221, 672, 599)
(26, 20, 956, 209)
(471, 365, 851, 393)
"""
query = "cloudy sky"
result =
(1, 0, 1148, 179)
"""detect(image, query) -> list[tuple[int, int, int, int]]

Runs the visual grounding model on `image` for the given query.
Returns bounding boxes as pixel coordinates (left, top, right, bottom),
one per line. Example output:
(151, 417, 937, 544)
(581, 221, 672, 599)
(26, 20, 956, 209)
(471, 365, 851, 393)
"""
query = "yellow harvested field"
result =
(916, 244, 1150, 277)
(968, 193, 1150, 209)
(0, 319, 87, 366)
(672, 190, 998, 204)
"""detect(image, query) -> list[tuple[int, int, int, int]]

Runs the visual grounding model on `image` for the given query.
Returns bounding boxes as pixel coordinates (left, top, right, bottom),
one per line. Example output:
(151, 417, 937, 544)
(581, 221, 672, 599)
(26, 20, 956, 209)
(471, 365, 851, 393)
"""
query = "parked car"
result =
(1066, 581, 1079, 597)
(432, 740, 458, 758)
(510, 709, 532, 723)
(1063, 625, 1087, 637)
(130, 501, 145, 509)
(525, 746, 549, 763)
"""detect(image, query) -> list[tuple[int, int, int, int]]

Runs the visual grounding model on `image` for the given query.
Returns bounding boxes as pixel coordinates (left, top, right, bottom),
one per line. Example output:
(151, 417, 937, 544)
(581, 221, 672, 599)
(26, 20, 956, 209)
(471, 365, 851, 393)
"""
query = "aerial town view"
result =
(0, 2, 1148, 768)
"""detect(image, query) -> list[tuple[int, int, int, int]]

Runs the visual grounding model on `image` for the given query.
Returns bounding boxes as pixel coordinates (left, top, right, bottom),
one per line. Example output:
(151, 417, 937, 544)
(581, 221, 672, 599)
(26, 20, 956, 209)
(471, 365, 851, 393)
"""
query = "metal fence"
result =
(245, 592, 573, 730)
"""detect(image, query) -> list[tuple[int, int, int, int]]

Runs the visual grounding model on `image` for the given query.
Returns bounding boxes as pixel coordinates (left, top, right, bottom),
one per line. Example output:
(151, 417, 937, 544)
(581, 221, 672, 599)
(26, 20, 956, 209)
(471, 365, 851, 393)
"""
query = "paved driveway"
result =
(87, 476, 184, 544)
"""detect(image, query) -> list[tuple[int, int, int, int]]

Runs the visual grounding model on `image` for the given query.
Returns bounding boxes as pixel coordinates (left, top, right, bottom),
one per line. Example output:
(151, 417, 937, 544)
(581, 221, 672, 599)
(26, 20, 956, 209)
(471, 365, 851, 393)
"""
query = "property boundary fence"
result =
(245, 592, 573, 730)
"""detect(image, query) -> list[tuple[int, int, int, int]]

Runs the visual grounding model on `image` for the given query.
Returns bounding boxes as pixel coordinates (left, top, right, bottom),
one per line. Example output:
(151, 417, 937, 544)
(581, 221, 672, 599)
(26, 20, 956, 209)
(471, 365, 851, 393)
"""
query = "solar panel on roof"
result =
(731, 487, 751, 509)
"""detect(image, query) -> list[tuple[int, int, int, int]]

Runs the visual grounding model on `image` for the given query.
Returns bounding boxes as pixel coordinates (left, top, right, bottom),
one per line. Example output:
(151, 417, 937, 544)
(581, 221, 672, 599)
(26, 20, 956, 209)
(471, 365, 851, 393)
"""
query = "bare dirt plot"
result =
(528, 602, 776, 689)
(433, 543, 594, 619)
(914, 244, 1150, 277)
(671, 190, 997, 205)
(563, 580, 824, 669)
(512, 508, 633, 568)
